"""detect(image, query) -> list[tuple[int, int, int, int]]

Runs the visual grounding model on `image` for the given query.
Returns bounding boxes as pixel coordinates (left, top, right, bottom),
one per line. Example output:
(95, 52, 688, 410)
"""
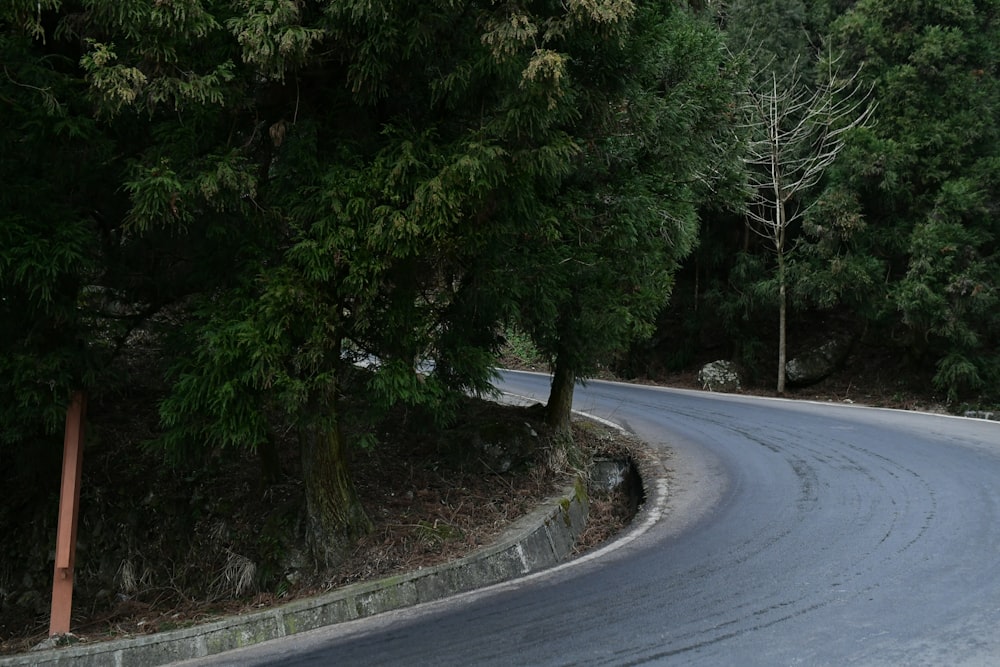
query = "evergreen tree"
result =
(832, 0, 1000, 401)
(20, 0, 718, 569)
(652, 0, 820, 380)
(518, 5, 739, 441)
(719, 0, 811, 80)
(0, 3, 116, 454)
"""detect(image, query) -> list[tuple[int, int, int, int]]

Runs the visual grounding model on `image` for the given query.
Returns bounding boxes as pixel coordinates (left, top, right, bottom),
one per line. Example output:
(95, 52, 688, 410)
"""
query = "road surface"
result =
(185, 372, 1000, 666)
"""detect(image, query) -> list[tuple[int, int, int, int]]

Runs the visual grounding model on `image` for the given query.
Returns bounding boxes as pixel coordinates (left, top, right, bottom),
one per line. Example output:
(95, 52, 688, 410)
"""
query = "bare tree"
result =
(739, 52, 875, 393)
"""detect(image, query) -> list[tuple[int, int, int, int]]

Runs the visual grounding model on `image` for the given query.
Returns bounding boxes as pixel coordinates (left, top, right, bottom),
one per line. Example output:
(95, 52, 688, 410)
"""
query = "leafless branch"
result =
(738, 50, 876, 251)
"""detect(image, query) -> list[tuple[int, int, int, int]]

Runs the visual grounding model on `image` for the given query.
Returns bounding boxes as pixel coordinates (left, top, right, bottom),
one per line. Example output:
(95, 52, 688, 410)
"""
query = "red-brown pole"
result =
(49, 391, 86, 637)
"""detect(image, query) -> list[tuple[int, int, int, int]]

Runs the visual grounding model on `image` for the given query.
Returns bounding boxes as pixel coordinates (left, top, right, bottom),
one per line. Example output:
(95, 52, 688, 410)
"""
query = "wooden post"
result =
(49, 391, 86, 637)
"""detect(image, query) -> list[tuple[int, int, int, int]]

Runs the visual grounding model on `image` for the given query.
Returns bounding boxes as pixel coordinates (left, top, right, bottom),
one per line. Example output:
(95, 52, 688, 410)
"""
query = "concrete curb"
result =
(1, 479, 589, 667)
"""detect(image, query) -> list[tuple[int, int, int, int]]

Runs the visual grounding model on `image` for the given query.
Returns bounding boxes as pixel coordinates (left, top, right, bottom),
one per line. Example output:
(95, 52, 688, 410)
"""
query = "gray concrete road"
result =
(184, 371, 1000, 666)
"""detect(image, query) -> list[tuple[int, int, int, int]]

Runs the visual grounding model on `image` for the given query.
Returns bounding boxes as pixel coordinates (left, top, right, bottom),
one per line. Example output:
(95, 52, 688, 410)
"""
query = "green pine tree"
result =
(832, 0, 1000, 401)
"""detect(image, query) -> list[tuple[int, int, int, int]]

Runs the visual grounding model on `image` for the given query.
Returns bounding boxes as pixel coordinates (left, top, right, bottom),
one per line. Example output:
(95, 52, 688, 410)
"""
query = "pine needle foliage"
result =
(4, 0, 747, 567)
(832, 0, 1000, 401)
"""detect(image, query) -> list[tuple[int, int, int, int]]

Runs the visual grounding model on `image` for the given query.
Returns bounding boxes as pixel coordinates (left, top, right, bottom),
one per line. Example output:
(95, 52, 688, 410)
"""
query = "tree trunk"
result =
(777, 279, 787, 394)
(299, 401, 372, 571)
(775, 192, 787, 395)
(544, 353, 582, 472)
(546, 356, 575, 438)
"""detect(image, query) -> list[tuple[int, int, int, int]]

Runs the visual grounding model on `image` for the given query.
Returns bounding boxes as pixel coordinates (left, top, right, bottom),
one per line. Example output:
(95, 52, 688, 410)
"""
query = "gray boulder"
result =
(697, 360, 742, 392)
(785, 337, 853, 386)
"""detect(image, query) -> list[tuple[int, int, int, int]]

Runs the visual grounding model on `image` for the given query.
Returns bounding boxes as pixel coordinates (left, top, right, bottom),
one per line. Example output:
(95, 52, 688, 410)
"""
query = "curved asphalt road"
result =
(186, 371, 1000, 666)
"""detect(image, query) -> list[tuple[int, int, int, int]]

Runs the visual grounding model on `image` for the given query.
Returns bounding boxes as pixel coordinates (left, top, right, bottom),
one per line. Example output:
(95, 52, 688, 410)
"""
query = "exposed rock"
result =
(437, 418, 540, 473)
(31, 633, 80, 651)
(590, 457, 643, 516)
(785, 337, 853, 387)
(697, 360, 742, 392)
(590, 458, 631, 492)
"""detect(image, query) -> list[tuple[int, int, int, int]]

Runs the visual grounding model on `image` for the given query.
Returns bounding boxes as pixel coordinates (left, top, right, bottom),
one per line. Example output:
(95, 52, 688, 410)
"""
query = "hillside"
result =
(0, 389, 640, 655)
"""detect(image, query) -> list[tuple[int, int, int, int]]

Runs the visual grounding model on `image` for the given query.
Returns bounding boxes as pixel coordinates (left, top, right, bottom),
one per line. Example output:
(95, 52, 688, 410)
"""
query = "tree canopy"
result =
(2, 0, 742, 568)
(3, 0, 998, 582)
(640, 0, 998, 406)
(831, 0, 1000, 399)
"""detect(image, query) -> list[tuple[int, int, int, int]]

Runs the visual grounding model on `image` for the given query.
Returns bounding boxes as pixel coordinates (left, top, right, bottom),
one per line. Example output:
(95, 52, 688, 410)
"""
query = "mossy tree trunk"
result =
(545, 352, 580, 470)
(546, 354, 575, 438)
(299, 393, 372, 571)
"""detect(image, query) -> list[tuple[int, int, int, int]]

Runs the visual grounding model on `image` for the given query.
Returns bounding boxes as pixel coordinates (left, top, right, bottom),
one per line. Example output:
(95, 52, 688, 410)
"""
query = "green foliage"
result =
(140, 0, 698, 456)
(653, 0, 998, 401)
(721, 0, 811, 82)
(227, 0, 324, 79)
(506, 5, 740, 387)
(702, 251, 778, 375)
(8, 0, 996, 509)
(0, 20, 117, 447)
(790, 187, 887, 315)
(501, 328, 546, 368)
(830, 0, 1000, 399)
(157, 291, 271, 461)
(934, 353, 984, 403)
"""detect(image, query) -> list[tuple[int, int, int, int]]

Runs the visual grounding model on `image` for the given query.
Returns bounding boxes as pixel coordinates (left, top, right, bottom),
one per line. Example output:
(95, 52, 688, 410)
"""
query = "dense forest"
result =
(2, 0, 998, 642)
